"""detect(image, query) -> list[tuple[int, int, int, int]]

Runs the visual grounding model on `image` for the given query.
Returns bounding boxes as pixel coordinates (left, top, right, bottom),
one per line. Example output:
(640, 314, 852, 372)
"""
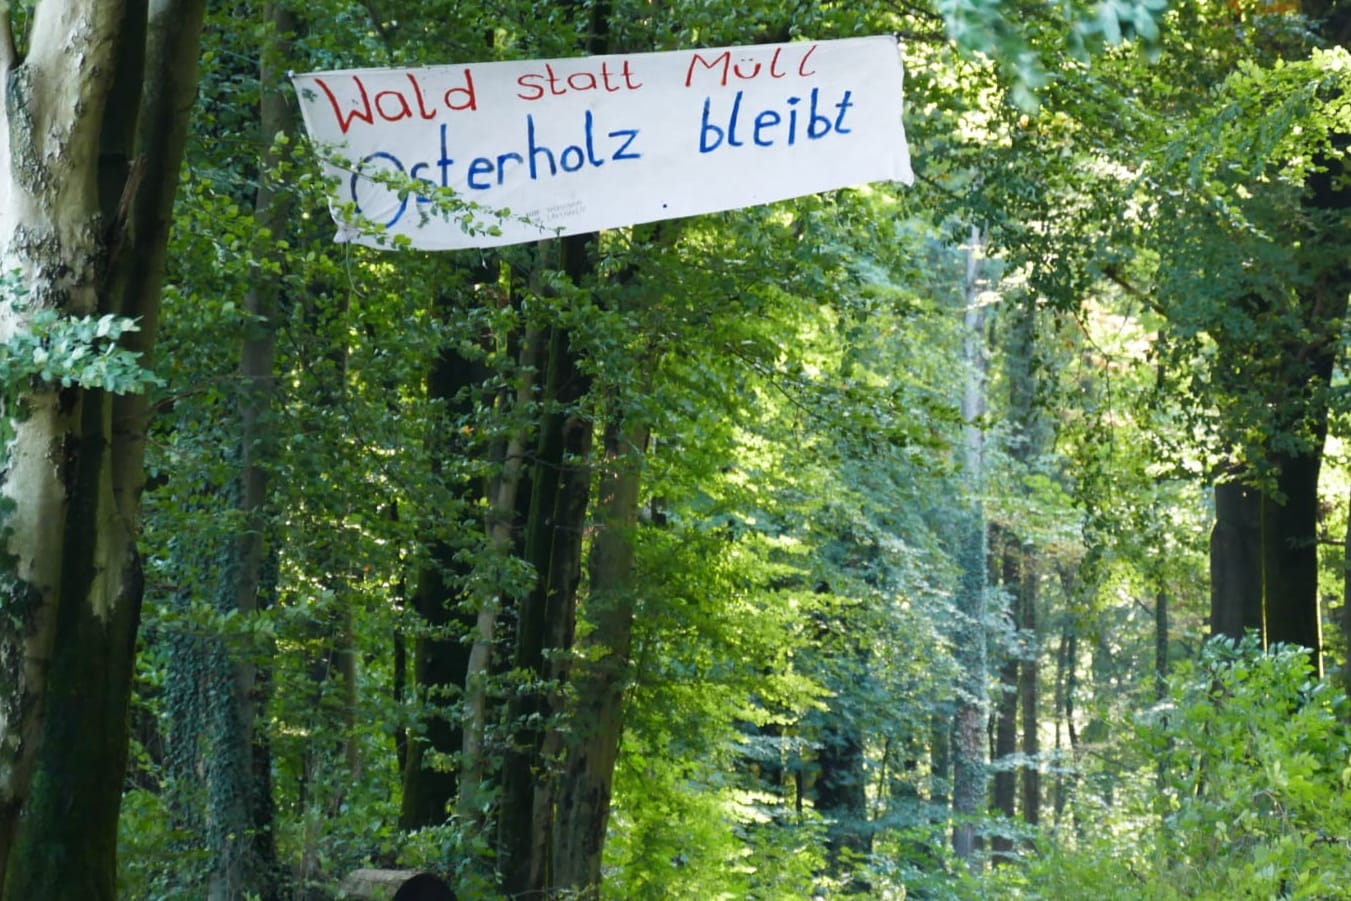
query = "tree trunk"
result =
(1210, 68, 1351, 667)
(499, 318, 594, 897)
(1210, 479, 1264, 641)
(551, 412, 648, 896)
(0, 2, 204, 897)
(991, 529, 1018, 861)
(1262, 452, 1325, 669)
(951, 227, 990, 865)
(1002, 295, 1044, 837)
(814, 713, 872, 891)
(1344, 490, 1351, 702)
(399, 294, 493, 830)
(204, 10, 294, 897)
(457, 323, 543, 819)
(1018, 546, 1040, 831)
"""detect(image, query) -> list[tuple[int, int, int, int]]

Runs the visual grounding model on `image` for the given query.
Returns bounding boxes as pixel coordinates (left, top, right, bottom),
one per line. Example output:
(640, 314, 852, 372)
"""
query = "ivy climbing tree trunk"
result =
(206, 9, 295, 896)
(0, 1, 205, 897)
(951, 227, 991, 864)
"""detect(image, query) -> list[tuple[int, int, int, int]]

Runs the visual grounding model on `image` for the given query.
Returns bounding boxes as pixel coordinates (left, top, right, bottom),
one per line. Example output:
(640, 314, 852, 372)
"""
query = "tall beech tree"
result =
(0, 1, 204, 897)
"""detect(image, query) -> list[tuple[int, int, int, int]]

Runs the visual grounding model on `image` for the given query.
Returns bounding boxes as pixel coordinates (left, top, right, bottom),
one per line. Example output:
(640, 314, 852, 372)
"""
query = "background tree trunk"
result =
(951, 227, 990, 864)
(206, 9, 294, 897)
(1018, 547, 1040, 832)
(991, 528, 1019, 861)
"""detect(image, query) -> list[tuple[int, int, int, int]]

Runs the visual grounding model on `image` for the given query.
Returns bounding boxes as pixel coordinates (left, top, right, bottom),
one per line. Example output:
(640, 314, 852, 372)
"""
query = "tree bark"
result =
(399, 294, 493, 830)
(551, 412, 648, 896)
(991, 529, 1018, 861)
(203, 10, 294, 898)
(1209, 479, 1264, 641)
(500, 317, 594, 897)
(951, 227, 990, 865)
(1018, 546, 1040, 831)
(0, 2, 204, 897)
(457, 323, 542, 820)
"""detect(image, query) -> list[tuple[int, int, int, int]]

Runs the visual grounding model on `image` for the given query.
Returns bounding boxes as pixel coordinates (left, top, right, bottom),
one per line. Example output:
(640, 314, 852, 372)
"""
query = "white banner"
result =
(292, 36, 912, 250)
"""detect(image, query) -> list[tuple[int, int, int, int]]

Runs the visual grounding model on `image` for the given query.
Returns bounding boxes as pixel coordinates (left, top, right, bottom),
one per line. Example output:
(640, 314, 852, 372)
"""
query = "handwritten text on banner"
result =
(291, 36, 913, 250)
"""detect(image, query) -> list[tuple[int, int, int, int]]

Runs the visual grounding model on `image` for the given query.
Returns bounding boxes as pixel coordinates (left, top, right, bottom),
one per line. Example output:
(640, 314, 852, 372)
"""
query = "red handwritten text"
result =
(683, 44, 818, 88)
(515, 60, 643, 101)
(315, 70, 478, 134)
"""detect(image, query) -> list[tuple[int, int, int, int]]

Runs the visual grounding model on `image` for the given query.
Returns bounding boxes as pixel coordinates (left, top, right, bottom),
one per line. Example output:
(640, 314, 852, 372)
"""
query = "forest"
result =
(1, 0, 1350, 899)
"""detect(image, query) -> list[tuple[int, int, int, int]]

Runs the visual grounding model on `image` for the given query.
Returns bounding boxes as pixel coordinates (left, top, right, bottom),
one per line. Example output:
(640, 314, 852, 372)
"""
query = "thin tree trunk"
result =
(457, 325, 543, 819)
(205, 10, 294, 897)
(991, 529, 1018, 861)
(1002, 296, 1044, 837)
(1155, 584, 1170, 791)
(1018, 546, 1039, 830)
(951, 227, 990, 865)
(1052, 629, 1067, 826)
(1343, 496, 1351, 703)
(0, 2, 205, 897)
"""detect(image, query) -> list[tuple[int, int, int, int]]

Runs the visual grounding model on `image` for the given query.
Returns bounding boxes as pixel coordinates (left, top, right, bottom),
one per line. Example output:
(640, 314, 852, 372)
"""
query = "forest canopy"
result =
(0, 0, 1349, 900)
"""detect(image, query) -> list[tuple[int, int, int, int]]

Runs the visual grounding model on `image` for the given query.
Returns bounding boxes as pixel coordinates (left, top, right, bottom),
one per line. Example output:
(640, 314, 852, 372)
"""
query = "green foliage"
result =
(994, 639, 1351, 901)
(0, 271, 158, 396)
(106, 2, 1351, 901)
(1147, 638, 1351, 897)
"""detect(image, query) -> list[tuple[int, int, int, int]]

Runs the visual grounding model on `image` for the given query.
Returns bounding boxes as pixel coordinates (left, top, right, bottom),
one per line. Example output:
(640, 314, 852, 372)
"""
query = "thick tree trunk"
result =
(551, 413, 648, 896)
(1262, 452, 1326, 669)
(1210, 479, 1264, 641)
(399, 541, 473, 829)
(499, 318, 594, 897)
(399, 301, 492, 830)
(0, 2, 204, 897)
(1210, 69, 1350, 666)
